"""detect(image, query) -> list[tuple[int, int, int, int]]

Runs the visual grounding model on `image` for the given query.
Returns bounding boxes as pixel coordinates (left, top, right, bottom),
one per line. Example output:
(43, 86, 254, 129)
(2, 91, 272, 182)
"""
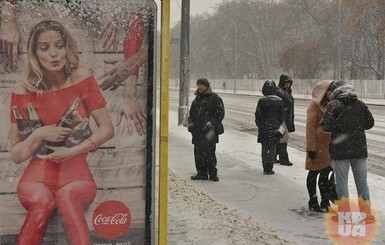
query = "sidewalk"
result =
(166, 110, 385, 245)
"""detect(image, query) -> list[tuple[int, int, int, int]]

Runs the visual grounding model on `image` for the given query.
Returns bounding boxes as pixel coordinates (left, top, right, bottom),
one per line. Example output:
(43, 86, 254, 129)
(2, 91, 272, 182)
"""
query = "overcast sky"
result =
(155, 0, 222, 26)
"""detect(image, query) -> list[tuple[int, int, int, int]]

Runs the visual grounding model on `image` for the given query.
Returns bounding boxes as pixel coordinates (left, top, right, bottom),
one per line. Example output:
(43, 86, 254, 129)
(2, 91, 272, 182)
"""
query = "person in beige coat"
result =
(305, 80, 341, 212)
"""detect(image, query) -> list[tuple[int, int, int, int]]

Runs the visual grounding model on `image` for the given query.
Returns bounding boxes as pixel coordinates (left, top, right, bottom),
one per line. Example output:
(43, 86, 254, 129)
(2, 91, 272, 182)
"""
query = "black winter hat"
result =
(196, 78, 210, 87)
(330, 80, 346, 92)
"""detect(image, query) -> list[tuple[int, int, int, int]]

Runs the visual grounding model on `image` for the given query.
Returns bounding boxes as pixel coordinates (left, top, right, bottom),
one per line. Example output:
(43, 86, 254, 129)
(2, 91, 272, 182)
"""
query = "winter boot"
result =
(263, 170, 275, 175)
(319, 178, 331, 211)
(191, 169, 208, 180)
(201, 168, 208, 180)
(279, 143, 293, 166)
(320, 199, 331, 212)
(328, 172, 338, 203)
(209, 168, 219, 181)
(191, 173, 202, 180)
(262, 161, 267, 174)
(308, 197, 325, 213)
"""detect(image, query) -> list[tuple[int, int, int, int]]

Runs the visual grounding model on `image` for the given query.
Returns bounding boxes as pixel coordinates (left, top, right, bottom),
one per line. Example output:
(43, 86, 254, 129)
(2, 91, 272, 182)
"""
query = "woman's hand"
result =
(98, 47, 148, 91)
(116, 94, 146, 136)
(35, 125, 71, 143)
(100, 19, 119, 52)
(98, 57, 138, 91)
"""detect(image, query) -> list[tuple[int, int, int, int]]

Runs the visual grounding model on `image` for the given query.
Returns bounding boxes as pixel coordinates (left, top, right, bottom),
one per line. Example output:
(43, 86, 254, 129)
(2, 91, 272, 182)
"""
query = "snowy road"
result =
(167, 89, 385, 244)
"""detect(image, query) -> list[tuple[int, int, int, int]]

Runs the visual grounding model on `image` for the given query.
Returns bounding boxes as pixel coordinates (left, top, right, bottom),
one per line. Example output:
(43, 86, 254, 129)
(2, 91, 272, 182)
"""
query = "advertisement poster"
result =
(0, 0, 156, 244)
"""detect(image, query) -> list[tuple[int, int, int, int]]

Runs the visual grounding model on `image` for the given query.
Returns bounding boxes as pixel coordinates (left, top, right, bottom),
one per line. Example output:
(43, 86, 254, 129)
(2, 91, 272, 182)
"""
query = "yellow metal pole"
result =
(159, 0, 170, 245)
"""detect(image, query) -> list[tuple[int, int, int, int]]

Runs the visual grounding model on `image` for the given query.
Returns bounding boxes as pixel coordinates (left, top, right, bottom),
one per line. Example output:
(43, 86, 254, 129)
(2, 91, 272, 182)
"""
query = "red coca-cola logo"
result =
(92, 200, 131, 239)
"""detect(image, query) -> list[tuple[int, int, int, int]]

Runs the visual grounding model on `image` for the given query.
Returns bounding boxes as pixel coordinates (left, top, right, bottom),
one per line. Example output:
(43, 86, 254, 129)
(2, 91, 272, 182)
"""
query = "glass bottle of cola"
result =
(50, 97, 80, 148)
(27, 103, 42, 131)
(26, 103, 50, 155)
(65, 118, 93, 148)
(12, 106, 32, 141)
(57, 97, 80, 128)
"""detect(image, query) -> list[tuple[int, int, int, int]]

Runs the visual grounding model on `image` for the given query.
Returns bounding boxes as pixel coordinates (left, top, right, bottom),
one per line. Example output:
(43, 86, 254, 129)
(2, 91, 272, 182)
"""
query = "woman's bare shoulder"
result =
(13, 84, 29, 95)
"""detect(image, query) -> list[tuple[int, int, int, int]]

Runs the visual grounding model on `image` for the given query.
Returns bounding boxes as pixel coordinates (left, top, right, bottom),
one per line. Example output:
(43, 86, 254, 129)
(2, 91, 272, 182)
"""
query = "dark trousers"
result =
(261, 142, 277, 172)
(194, 142, 217, 177)
(306, 166, 335, 204)
(277, 143, 290, 163)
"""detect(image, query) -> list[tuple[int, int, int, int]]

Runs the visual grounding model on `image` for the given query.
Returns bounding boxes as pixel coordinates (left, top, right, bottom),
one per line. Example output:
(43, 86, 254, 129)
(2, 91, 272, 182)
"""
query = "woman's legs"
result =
(328, 171, 338, 203)
(55, 180, 97, 245)
(306, 171, 319, 200)
(16, 181, 56, 245)
(319, 166, 333, 210)
(306, 170, 324, 212)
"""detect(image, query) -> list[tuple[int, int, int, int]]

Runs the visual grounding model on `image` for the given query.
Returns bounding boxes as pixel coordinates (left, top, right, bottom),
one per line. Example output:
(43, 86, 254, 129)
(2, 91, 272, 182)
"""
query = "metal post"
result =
(337, 0, 342, 80)
(224, 16, 237, 93)
(159, 0, 170, 244)
(178, 0, 190, 125)
(233, 23, 237, 93)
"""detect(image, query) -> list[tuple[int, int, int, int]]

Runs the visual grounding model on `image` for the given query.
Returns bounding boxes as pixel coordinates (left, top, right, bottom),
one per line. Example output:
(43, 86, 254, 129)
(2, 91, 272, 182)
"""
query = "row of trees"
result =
(170, 0, 385, 80)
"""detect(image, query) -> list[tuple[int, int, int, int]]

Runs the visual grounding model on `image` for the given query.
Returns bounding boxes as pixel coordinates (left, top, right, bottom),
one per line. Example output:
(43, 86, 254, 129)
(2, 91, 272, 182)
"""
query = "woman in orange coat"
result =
(305, 80, 338, 212)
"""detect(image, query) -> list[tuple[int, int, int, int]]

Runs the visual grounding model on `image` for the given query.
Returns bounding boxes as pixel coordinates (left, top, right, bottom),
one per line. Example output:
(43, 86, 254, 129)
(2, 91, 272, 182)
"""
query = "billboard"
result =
(0, 0, 156, 244)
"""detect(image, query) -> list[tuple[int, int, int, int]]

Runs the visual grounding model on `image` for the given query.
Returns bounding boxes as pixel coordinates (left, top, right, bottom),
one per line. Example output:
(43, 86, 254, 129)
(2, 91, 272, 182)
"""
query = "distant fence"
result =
(171, 79, 385, 100)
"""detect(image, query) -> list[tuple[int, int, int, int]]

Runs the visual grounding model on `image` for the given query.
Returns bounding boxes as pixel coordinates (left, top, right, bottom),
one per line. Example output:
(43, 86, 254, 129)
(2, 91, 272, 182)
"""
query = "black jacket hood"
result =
(278, 74, 293, 88)
(262, 80, 277, 96)
(331, 84, 357, 103)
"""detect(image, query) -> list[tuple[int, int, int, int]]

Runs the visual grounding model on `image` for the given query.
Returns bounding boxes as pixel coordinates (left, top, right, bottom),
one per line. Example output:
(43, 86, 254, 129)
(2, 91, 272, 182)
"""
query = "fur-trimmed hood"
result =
(311, 80, 333, 109)
(330, 84, 357, 103)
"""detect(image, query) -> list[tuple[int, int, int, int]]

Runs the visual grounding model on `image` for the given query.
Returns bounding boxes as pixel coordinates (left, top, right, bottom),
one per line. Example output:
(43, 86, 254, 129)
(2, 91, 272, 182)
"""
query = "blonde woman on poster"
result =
(9, 20, 114, 245)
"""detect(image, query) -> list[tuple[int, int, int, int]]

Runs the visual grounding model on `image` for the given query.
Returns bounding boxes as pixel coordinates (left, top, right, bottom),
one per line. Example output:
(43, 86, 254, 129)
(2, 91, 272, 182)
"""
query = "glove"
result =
(187, 122, 194, 132)
(203, 122, 214, 132)
(308, 151, 316, 160)
(205, 121, 214, 130)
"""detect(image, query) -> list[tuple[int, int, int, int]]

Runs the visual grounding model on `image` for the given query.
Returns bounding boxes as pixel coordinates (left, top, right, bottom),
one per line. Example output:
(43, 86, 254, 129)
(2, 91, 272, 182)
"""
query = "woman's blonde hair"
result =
(24, 20, 79, 93)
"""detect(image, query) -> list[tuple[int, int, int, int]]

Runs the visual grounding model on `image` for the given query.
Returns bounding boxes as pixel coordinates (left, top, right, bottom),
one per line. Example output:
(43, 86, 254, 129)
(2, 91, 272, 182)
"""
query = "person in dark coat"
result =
(275, 74, 295, 166)
(188, 78, 225, 181)
(321, 84, 374, 203)
(255, 80, 285, 175)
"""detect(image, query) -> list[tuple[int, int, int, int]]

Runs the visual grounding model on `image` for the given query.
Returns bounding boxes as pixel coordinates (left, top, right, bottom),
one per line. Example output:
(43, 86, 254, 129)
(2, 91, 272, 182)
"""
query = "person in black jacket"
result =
(255, 80, 285, 175)
(188, 78, 225, 181)
(275, 74, 295, 166)
(321, 84, 374, 203)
